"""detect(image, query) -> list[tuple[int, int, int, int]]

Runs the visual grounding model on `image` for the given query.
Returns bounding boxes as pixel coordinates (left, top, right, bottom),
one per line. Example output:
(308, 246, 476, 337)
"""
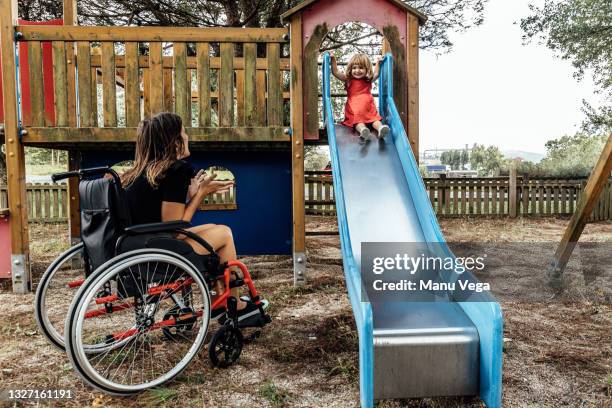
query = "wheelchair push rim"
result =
(65, 250, 211, 394)
(35, 243, 85, 350)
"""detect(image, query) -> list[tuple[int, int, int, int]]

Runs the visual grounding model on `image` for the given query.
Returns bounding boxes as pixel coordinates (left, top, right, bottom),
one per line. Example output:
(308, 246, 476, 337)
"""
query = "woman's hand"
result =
(196, 170, 234, 196)
(188, 170, 201, 200)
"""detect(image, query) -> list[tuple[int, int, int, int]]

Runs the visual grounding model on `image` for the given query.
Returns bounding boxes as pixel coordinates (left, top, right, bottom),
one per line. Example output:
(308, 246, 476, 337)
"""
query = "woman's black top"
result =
(125, 160, 194, 225)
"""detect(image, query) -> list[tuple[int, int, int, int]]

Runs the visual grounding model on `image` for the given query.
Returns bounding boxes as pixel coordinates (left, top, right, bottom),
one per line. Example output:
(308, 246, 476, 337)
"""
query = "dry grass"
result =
(0, 217, 610, 407)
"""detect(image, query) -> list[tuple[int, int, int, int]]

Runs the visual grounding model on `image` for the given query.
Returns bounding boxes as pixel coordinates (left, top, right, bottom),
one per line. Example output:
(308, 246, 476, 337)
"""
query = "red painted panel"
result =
(300, 0, 407, 140)
(0, 19, 63, 126)
(17, 19, 64, 126)
(0, 215, 10, 279)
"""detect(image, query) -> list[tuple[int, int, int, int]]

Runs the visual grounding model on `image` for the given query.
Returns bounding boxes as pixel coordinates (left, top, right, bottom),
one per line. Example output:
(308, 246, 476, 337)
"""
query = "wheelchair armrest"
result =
(124, 220, 191, 234)
(123, 221, 217, 258)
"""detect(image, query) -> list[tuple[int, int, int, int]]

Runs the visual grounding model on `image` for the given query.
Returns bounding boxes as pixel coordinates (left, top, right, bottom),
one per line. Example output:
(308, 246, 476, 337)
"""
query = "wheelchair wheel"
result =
(209, 326, 243, 368)
(65, 249, 211, 395)
(34, 243, 85, 350)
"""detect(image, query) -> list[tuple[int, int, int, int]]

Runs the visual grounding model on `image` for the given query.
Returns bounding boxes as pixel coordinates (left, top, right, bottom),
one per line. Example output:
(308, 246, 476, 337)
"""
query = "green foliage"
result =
(539, 132, 607, 177)
(521, 0, 612, 132)
(581, 100, 612, 134)
(440, 148, 470, 170)
(141, 388, 178, 407)
(304, 146, 330, 171)
(501, 159, 547, 178)
(25, 147, 67, 167)
(469, 143, 505, 176)
(258, 380, 292, 407)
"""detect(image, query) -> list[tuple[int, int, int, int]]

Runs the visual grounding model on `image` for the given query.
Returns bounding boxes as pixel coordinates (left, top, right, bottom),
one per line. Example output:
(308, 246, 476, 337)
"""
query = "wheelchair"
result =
(34, 167, 270, 395)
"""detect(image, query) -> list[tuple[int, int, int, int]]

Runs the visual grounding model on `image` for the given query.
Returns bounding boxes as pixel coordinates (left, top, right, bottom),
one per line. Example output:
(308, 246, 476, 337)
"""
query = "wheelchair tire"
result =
(209, 326, 243, 368)
(34, 243, 85, 350)
(64, 249, 211, 395)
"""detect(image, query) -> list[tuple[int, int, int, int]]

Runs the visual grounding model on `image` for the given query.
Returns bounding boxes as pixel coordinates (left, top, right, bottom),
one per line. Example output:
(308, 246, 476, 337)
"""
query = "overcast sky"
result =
(419, 0, 601, 155)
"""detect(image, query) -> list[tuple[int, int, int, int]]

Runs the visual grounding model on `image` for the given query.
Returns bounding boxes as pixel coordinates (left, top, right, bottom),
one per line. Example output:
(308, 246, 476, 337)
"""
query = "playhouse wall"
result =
(81, 150, 292, 255)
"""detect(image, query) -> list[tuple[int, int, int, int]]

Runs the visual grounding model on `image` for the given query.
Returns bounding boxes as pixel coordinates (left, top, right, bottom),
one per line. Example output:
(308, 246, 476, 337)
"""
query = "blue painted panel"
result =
(81, 150, 292, 255)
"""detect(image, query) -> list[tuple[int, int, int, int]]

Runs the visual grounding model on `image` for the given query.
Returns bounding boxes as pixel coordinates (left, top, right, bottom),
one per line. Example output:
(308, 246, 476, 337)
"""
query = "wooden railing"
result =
(305, 171, 335, 215)
(304, 171, 612, 221)
(0, 183, 237, 222)
(3, 174, 610, 222)
(17, 25, 290, 145)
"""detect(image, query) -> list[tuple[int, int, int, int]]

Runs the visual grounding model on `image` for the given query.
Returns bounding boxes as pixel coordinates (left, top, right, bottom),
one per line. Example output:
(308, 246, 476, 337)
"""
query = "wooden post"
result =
(509, 165, 517, 218)
(289, 15, 306, 286)
(1, 0, 31, 293)
(549, 133, 612, 280)
(64, 0, 81, 248)
(406, 14, 419, 162)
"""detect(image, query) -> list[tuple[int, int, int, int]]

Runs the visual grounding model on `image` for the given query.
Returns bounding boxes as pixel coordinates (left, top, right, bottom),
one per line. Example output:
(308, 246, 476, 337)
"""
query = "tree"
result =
(539, 132, 607, 177)
(18, 0, 489, 53)
(460, 149, 469, 170)
(304, 146, 329, 171)
(520, 0, 612, 132)
(469, 143, 504, 176)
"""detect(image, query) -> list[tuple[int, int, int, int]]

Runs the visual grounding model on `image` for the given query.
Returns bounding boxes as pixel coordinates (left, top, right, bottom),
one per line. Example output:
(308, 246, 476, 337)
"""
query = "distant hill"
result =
(502, 150, 545, 163)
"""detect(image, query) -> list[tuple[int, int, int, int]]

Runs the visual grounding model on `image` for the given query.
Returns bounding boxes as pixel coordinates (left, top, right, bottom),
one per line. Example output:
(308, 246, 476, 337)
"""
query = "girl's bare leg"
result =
(355, 123, 370, 143)
(182, 224, 247, 310)
(372, 120, 389, 138)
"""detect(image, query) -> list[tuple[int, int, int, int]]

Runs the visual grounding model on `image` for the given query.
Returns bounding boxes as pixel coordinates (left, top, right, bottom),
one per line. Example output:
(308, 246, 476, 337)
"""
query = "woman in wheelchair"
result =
(37, 112, 271, 395)
(121, 112, 268, 322)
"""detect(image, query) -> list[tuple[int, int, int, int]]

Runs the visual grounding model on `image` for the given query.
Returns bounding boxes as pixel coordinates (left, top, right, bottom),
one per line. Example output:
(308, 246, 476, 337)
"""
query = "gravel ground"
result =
(0, 217, 610, 407)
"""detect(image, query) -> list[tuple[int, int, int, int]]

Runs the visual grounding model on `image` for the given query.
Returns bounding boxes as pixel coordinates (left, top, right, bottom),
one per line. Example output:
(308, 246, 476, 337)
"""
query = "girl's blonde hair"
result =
(346, 53, 374, 81)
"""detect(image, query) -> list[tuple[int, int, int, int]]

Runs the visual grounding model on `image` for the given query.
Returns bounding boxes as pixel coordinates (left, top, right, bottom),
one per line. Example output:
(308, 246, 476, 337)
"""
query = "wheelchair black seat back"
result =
(78, 173, 131, 274)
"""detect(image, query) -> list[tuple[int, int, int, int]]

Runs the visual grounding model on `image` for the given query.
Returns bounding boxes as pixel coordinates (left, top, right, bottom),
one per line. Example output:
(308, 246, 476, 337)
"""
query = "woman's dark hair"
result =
(121, 112, 185, 188)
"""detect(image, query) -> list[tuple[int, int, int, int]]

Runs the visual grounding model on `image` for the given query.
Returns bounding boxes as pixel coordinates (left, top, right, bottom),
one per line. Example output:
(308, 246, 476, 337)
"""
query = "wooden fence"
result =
(2, 174, 611, 222)
(0, 183, 237, 222)
(304, 171, 612, 221)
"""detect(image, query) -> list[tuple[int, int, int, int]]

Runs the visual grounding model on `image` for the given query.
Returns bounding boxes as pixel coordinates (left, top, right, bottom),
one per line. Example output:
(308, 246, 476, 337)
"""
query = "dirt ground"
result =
(0, 217, 610, 408)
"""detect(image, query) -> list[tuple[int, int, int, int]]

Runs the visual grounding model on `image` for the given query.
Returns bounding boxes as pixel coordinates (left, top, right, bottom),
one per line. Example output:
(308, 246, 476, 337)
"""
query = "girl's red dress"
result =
(341, 78, 382, 127)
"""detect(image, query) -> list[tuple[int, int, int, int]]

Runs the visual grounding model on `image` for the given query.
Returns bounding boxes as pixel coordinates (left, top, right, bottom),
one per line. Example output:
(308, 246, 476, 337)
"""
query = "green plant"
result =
(258, 380, 292, 407)
(141, 387, 179, 407)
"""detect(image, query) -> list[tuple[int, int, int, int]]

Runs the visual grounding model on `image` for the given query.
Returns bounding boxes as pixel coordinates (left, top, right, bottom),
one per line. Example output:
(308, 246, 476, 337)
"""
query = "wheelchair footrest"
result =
(238, 312, 271, 329)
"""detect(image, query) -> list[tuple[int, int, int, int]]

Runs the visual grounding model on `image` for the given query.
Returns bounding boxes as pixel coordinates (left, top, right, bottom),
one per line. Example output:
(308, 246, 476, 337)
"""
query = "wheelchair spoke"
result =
(69, 253, 210, 393)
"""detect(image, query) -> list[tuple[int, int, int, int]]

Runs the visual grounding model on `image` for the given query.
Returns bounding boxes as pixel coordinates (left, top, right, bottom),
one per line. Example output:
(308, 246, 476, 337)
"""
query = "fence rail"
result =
(304, 171, 612, 221)
(0, 183, 237, 222)
(1, 174, 611, 222)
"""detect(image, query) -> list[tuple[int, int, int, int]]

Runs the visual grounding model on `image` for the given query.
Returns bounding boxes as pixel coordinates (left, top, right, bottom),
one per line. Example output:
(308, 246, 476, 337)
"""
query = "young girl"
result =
(331, 53, 390, 143)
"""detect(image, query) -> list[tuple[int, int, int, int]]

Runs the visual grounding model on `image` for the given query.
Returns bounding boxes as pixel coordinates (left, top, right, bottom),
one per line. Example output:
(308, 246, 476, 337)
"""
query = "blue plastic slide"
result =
(321, 53, 503, 407)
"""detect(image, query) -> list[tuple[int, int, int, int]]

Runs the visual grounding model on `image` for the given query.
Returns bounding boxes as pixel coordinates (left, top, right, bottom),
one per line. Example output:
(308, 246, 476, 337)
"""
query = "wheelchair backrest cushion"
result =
(79, 177, 131, 271)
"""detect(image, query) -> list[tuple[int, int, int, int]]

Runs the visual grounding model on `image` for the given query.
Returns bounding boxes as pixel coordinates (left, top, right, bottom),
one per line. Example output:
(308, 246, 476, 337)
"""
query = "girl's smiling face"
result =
(351, 64, 366, 79)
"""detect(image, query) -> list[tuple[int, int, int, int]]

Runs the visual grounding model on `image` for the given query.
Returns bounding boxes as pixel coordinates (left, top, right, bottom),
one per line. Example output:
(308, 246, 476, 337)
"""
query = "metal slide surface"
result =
(321, 53, 503, 407)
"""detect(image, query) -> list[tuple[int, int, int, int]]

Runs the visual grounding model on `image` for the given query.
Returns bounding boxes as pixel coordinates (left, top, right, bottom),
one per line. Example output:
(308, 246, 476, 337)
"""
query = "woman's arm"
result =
(162, 172, 233, 223)
(330, 55, 347, 82)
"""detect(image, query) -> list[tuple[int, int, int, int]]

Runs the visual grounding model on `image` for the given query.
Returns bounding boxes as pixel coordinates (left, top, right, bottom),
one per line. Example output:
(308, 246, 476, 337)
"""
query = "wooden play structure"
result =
(0, 0, 424, 293)
(549, 133, 612, 280)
